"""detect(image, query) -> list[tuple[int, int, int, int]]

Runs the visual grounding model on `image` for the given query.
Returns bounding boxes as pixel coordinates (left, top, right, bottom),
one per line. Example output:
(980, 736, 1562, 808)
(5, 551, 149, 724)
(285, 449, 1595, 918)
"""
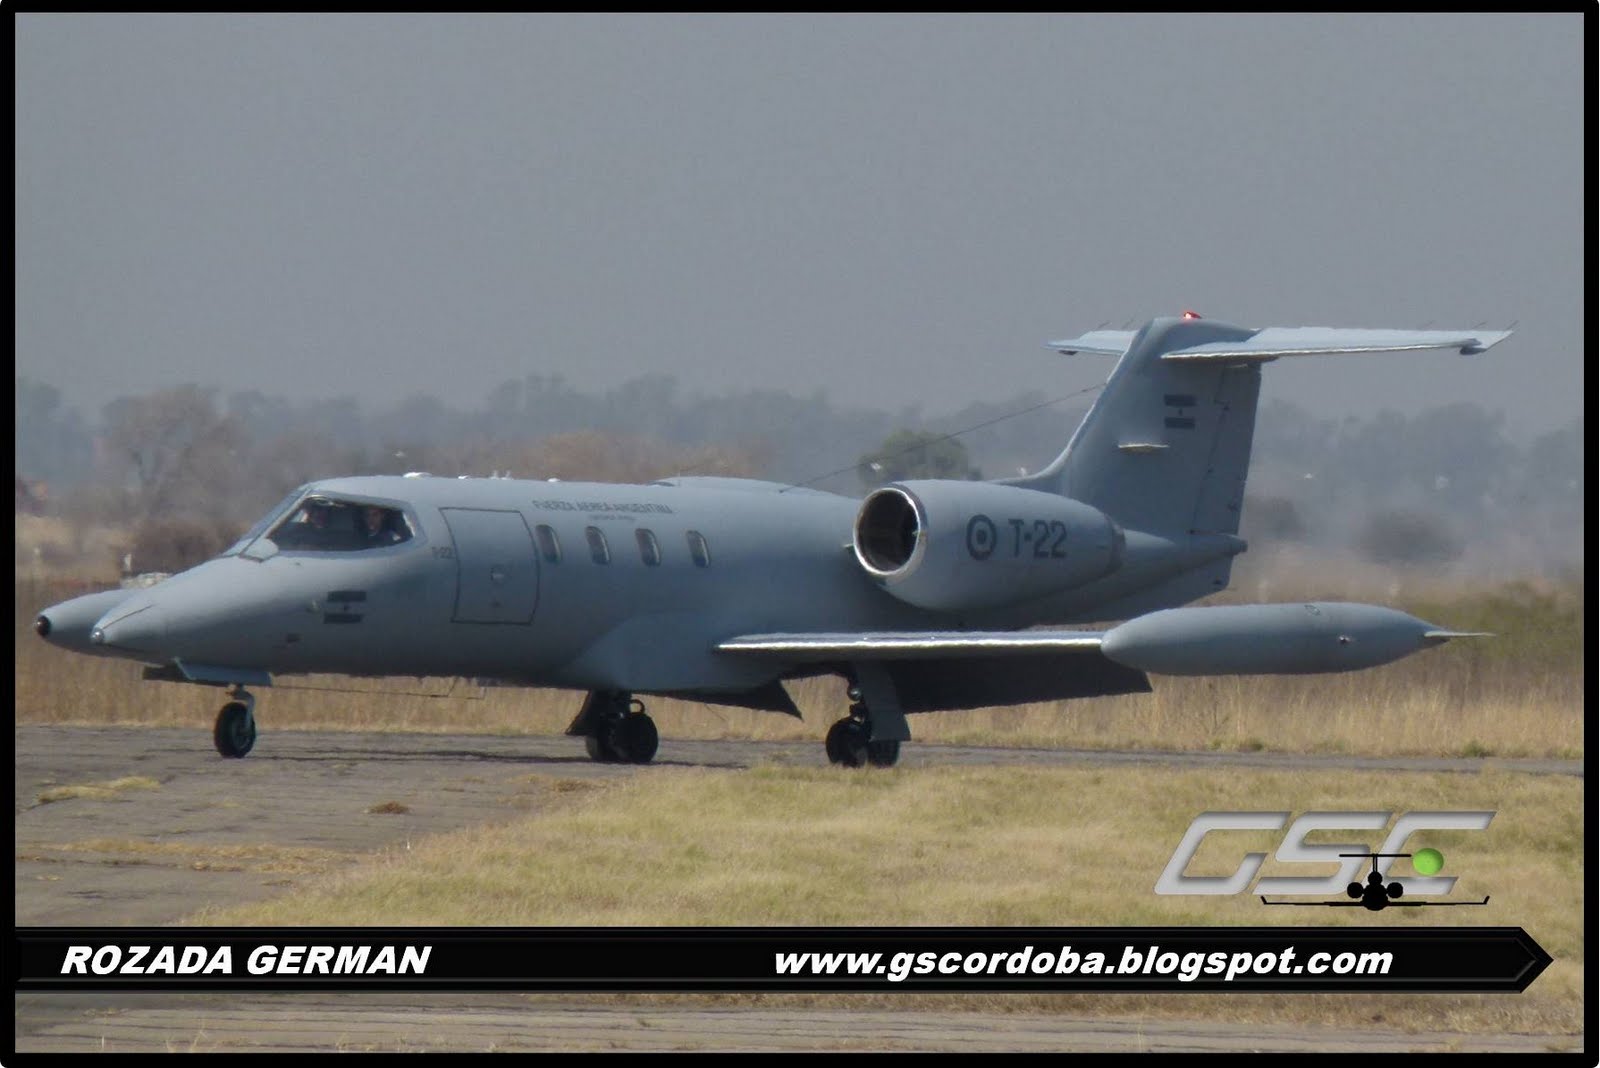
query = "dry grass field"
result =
(191, 763, 1582, 1035)
(15, 563, 1583, 760)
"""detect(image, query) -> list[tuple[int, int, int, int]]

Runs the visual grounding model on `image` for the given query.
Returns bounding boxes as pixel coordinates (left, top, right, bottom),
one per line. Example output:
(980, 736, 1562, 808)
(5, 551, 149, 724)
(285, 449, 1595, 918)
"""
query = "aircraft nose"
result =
(92, 603, 168, 655)
(35, 588, 139, 655)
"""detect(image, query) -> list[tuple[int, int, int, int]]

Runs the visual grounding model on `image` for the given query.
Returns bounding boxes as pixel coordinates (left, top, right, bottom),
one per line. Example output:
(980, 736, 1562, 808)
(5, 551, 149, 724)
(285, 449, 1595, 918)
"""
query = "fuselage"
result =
(44, 473, 1233, 697)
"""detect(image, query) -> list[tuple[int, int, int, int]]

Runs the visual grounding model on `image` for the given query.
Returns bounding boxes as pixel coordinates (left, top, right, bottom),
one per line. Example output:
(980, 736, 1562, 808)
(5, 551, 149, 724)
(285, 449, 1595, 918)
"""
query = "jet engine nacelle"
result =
(852, 480, 1123, 612)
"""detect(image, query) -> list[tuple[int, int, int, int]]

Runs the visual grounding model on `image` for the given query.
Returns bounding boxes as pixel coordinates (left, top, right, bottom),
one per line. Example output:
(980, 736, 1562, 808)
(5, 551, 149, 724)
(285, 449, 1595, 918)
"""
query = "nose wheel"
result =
(579, 694, 659, 764)
(213, 689, 257, 758)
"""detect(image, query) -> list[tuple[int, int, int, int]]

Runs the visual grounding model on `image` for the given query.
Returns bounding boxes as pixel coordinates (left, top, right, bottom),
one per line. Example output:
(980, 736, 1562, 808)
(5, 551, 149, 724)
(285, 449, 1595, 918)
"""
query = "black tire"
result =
(825, 718, 868, 768)
(866, 739, 900, 768)
(214, 702, 256, 759)
(824, 721, 847, 765)
(607, 714, 659, 765)
(585, 732, 617, 763)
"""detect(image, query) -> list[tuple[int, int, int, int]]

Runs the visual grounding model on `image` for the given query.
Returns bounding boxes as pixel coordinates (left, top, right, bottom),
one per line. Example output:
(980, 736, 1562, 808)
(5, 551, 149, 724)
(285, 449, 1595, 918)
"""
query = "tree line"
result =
(15, 375, 1583, 575)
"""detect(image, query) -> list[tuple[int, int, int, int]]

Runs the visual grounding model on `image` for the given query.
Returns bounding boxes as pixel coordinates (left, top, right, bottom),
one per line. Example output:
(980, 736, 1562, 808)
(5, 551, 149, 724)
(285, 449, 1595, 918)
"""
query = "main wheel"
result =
(585, 732, 618, 763)
(825, 718, 869, 768)
(605, 714, 659, 765)
(866, 739, 900, 768)
(214, 702, 256, 759)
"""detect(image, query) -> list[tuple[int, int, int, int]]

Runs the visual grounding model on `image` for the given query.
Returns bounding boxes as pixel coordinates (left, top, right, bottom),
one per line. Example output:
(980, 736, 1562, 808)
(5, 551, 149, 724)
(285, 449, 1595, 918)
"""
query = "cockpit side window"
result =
(266, 498, 415, 553)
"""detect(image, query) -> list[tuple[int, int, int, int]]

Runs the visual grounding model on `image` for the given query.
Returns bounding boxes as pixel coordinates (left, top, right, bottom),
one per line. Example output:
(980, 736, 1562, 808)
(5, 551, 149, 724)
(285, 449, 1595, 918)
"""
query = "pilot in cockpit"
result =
(305, 501, 332, 535)
(272, 499, 334, 550)
(362, 505, 403, 546)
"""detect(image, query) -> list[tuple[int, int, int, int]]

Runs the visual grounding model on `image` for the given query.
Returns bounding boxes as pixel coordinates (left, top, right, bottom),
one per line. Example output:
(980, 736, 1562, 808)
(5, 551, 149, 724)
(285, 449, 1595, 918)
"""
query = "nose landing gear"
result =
(213, 687, 257, 758)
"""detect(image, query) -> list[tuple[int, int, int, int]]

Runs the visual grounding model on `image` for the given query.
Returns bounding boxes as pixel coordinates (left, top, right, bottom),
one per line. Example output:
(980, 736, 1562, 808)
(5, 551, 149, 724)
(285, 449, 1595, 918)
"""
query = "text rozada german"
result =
(61, 944, 431, 975)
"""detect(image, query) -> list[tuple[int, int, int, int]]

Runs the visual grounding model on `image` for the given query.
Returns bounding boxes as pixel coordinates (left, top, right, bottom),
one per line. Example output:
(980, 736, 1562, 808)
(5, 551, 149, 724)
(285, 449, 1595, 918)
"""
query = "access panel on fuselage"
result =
(440, 508, 539, 625)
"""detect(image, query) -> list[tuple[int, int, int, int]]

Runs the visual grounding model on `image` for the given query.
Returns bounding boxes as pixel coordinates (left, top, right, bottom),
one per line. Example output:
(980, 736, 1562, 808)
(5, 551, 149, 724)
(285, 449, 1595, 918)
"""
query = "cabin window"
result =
(585, 526, 611, 565)
(267, 497, 413, 552)
(535, 524, 562, 564)
(636, 528, 662, 566)
(686, 529, 711, 568)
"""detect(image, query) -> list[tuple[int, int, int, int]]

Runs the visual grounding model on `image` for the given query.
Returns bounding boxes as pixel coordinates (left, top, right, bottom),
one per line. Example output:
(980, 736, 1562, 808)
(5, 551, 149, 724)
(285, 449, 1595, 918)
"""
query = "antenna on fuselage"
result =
(778, 381, 1107, 492)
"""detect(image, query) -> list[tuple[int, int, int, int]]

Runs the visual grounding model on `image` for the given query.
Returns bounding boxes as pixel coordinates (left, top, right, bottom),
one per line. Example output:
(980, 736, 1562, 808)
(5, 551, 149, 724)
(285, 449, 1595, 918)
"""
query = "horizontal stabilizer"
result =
(1046, 330, 1137, 356)
(718, 630, 1105, 662)
(1158, 327, 1514, 363)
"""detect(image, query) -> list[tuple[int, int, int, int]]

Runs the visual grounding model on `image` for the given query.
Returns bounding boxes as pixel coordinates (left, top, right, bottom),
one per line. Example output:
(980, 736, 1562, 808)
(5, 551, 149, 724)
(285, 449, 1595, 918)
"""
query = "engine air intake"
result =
(854, 488, 922, 575)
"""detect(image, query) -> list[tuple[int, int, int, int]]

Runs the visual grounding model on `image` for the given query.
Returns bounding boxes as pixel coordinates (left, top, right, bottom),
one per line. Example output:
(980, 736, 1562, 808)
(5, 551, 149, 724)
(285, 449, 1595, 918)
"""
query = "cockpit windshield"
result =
(221, 487, 306, 557)
(266, 497, 414, 553)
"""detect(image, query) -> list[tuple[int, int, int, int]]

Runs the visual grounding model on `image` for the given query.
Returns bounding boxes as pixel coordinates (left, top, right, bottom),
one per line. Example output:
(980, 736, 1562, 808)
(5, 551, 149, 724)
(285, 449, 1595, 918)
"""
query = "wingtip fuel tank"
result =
(1100, 602, 1469, 676)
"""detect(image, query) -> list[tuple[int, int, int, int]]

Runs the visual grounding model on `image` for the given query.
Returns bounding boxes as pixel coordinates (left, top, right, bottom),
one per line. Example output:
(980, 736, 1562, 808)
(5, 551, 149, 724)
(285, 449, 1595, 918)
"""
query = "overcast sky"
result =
(15, 13, 1585, 437)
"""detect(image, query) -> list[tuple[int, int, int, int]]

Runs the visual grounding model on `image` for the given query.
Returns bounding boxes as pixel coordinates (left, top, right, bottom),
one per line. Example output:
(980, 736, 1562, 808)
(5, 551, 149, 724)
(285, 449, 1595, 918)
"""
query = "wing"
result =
(1159, 327, 1514, 363)
(718, 630, 1149, 713)
(718, 629, 1106, 660)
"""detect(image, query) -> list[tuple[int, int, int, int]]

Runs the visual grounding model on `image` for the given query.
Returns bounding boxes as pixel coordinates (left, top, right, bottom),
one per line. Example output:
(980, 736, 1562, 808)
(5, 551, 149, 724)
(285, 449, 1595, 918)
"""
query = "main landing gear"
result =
(572, 691, 659, 765)
(824, 690, 901, 769)
(213, 686, 257, 758)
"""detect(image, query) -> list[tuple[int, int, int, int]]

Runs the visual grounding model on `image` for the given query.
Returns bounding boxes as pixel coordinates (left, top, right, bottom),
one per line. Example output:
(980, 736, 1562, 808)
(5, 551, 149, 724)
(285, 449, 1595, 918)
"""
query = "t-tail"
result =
(1013, 314, 1514, 544)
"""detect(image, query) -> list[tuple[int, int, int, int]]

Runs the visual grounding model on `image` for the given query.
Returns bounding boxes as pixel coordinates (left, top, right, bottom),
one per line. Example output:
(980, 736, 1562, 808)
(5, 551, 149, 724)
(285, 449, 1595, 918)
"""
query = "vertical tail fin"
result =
(1015, 316, 1512, 539)
(1018, 316, 1262, 538)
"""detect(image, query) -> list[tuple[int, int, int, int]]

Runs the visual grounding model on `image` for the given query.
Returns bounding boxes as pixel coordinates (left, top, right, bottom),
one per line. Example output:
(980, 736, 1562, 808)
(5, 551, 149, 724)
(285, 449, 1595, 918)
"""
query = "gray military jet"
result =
(36, 314, 1508, 767)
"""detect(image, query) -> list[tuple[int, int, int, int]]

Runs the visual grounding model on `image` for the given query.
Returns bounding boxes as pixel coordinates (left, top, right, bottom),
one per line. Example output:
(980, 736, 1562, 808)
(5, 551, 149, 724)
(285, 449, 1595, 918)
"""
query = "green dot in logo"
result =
(1412, 848, 1444, 876)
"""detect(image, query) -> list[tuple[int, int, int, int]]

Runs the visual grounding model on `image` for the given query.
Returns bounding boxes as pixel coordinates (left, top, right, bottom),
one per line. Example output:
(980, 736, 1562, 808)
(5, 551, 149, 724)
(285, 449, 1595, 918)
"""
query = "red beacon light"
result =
(1180, 310, 1203, 320)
